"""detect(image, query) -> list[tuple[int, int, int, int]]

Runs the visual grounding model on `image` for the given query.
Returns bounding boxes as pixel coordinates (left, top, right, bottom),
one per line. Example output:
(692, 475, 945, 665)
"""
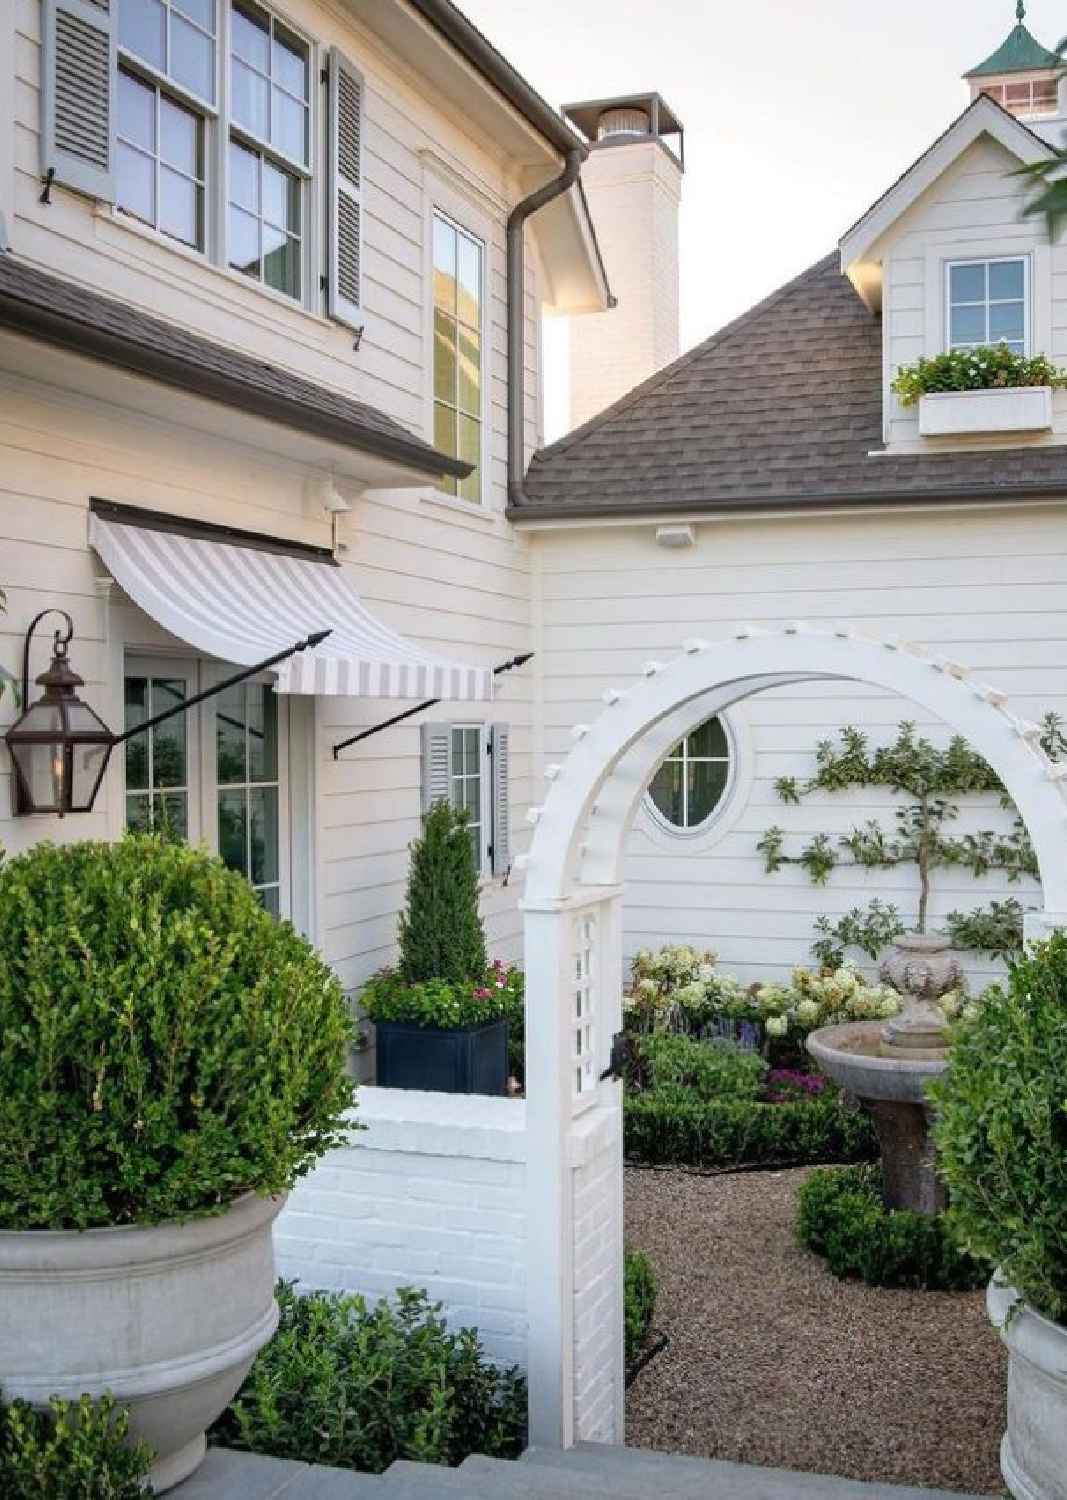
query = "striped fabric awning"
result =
(89, 511, 493, 701)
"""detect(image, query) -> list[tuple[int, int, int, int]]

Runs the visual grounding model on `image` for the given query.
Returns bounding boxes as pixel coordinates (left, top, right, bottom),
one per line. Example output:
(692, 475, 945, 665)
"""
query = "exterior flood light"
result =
(5, 610, 113, 816)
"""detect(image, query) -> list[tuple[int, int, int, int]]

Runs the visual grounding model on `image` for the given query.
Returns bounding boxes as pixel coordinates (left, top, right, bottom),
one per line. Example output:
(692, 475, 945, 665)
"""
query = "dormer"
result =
(840, 11, 1067, 455)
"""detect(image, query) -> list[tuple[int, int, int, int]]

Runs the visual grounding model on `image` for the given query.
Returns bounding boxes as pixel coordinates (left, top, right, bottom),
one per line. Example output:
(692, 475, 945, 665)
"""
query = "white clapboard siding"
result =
(532, 511, 1065, 987)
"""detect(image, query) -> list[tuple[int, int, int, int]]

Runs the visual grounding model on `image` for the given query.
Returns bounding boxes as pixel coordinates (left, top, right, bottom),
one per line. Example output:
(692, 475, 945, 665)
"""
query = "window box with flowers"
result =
(892, 345, 1067, 437)
(361, 800, 522, 1096)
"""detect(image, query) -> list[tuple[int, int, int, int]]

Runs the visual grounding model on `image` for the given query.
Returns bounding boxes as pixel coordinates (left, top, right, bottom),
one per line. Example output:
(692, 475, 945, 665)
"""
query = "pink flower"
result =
(475, 987, 492, 999)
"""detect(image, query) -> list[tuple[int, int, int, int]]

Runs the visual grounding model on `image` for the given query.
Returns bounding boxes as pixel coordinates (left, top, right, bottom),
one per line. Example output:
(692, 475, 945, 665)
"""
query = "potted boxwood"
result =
(0, 835, 355, 1493)
(362, 800, 521, 1095)
(931, 930, 1067, 1500)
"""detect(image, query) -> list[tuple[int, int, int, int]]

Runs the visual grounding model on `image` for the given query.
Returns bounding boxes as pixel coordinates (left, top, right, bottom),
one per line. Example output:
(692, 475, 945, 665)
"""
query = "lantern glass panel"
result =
(72, 743, 112, 810)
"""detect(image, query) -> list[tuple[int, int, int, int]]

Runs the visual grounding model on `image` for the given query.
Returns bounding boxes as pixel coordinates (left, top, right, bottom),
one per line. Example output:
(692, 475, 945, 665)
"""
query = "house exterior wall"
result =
(882, 134, 1067, 450)
(530, 501, 1065, 987)
(0, 0, 565, 1004)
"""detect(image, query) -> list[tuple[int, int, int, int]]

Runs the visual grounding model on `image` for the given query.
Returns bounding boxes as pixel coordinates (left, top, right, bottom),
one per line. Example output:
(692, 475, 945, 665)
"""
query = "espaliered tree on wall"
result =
(756, 717, 1066, 965)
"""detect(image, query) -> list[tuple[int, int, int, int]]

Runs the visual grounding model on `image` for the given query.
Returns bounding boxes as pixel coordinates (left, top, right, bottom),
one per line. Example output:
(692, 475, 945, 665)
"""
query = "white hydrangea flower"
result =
(765, 1014, 789, 1037)
(796, 998, 821, 1024)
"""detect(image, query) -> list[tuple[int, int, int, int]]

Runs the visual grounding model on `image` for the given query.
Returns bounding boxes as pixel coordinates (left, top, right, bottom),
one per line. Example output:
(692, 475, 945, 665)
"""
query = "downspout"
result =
(507, 149, 583, 506)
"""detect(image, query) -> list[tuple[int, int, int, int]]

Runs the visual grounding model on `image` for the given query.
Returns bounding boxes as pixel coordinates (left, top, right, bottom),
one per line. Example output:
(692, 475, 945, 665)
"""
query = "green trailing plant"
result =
(624, 1249, 658, 1363)
(398, 800, 486, 985)
(0, 1391, 154, 1500)
(891, 345, 1067, 406)
(931, 930, 1067, 1326)
(0, 835, 355, 1230)
(796, 1164, 988, 1292)
(758, 718, 1065, 962)
(212, 1282, 526, 1472)
(623, 1091, 876, 1171)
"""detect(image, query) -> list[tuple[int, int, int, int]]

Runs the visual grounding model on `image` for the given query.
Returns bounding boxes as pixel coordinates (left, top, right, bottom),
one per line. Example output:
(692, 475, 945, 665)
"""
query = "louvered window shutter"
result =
(489, 724, 510, 876)
(421, 724, 453, 814)
(327, 49, 364, 331)
(42, 0, 116, 201)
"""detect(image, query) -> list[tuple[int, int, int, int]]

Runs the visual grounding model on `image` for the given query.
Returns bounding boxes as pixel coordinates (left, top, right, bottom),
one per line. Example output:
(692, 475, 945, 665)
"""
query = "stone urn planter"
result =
(987, 1278, 1067, 1500)
(0, 1193, 284, 1493)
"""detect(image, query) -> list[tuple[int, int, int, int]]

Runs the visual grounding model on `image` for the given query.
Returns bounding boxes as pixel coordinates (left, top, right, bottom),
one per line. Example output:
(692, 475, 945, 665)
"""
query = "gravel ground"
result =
(624, 1165, 1007, 1496)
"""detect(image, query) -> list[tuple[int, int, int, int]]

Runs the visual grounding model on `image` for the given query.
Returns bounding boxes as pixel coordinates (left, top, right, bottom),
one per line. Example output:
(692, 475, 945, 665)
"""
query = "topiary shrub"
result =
(398, 800, 486, 985)
(212, 1282, 526, 1472)
(796, 1164, 988, 1291)
(0, 1391, 153, 1499)
(0, 835, 355, 1230)
(624, 1249, 658, 1363)
(623, 1091, 876, 1170)
(931, 930, 1067, 1325)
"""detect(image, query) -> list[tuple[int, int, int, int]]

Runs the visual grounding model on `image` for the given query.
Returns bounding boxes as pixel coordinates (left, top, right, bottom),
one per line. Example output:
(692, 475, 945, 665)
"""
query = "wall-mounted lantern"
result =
(4, 612, 331, 818)
(5, 611, 113, 816)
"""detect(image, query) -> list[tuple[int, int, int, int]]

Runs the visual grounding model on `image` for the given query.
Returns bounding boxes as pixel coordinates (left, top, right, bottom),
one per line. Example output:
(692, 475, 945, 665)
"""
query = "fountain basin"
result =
(806, 1021, 948, 1217)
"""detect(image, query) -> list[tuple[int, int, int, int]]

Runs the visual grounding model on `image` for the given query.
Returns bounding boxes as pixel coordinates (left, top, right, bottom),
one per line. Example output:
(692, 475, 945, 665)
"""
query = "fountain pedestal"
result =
(806, 933, 960, 1217)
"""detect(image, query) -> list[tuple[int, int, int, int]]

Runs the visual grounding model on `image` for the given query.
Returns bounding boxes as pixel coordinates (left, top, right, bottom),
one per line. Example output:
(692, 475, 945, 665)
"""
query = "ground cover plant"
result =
(0, 1392, 153, 1500)
(213, 1282, 525, 1473)
(0, 835, 355, 1230)
(796, 1164, 988, 1291)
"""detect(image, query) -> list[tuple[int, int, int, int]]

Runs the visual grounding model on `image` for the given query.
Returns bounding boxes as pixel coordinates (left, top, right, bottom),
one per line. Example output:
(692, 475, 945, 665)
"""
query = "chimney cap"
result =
(562, 92, 683, 150)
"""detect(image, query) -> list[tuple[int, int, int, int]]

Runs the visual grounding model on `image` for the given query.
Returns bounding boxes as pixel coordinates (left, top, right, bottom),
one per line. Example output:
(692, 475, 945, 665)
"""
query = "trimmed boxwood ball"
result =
(931, 929, 1067, 1326)
(0, 835, 356, 1230)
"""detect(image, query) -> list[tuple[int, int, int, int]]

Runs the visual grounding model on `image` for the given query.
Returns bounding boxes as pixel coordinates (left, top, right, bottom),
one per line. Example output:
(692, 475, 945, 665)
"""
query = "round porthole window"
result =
(646, 715, 732, 833)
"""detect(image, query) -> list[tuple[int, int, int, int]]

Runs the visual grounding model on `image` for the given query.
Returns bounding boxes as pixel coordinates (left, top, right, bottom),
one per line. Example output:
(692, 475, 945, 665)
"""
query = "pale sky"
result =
(459, 0, 1065, 351)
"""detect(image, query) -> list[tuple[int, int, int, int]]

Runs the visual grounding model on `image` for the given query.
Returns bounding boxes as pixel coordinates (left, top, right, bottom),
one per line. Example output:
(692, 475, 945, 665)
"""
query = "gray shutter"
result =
(42, 0, 116, 201)
(490, 724, 510, 876)
(327, 48, 364, 332)
(421, 723, 453, 814)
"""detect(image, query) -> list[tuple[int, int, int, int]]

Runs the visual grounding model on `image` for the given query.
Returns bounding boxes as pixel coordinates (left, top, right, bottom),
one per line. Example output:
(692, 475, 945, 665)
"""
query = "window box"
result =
(918, 385, 1053, 437)
(374, 1017, 508, 1096)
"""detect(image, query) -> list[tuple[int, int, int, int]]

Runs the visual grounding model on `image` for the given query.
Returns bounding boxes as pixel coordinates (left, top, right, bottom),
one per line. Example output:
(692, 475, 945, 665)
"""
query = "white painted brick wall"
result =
(274, 1087, 626, 1442)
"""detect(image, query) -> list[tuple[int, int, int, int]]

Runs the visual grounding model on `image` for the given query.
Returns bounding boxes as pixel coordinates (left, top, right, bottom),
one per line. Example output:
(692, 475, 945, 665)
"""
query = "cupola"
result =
(964, 3, 1064, 121)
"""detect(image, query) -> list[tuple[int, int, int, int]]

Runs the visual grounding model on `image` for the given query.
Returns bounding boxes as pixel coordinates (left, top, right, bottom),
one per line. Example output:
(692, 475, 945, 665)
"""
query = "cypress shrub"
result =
(398, 801, 486, 985)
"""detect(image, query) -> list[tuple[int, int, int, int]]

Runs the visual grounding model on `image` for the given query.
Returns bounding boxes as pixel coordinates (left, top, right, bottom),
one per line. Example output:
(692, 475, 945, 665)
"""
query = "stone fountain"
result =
(806, 933, 961, 1216)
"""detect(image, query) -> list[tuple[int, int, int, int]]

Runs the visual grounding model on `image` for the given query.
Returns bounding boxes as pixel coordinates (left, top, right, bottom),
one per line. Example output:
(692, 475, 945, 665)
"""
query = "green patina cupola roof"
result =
(965, 5, 1062, 78)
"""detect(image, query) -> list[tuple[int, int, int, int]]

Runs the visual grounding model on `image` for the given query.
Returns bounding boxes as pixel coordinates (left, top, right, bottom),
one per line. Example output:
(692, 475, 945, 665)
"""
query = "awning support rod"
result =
(112, 630, 333, 746)
(332, 652, 534, 759)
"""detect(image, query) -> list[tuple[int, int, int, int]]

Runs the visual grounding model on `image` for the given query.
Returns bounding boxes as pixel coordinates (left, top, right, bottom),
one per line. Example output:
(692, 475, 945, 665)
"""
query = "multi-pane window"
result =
(116, 72, 206, 247)
(451, 725, 485, 868)
(123, 672, 192, 838)
(216, 681, 281, 914)
(947, 258, 1028, 355)
(647, 716, 732, 832)
(228, 1, 310, 299)
(114, 0, 310, 303)
(980, 79, 1059, 116)
(123, 663, 286, 916)
(433, 212, 483, 503)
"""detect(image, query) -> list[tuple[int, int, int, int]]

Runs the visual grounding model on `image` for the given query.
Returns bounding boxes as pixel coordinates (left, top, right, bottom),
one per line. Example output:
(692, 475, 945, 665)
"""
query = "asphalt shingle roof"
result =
(0, 253, 468, 479)
(517, 254, 1067, 520)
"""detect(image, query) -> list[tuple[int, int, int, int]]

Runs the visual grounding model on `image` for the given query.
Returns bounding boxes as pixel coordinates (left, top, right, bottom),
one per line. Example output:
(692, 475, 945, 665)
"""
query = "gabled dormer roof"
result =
(839, 94, 1051, 309)
(965, 19, 1061, 78)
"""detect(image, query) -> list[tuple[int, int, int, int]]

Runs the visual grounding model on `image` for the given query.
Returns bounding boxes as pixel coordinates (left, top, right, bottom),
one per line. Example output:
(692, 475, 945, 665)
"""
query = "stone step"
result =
(172, 1448, 383, 1498)
(386, 1452, 697, 1499)
(521, 1443, 1000, 1500)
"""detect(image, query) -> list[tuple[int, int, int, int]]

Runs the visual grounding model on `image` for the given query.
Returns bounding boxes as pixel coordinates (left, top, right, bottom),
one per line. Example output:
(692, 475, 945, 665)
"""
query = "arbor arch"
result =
(521, 625, 1067, 1448)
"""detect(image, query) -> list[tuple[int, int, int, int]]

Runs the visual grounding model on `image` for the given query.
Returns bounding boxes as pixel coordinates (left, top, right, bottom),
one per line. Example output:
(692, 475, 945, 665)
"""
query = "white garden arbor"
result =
(520, 623, 1067, 1449)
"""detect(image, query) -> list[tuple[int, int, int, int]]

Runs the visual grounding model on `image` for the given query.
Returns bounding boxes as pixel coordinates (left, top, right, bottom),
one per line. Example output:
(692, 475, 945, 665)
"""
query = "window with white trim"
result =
(646, 715, 732, 833)
(946, 257, 1028, 355)
(420, 721, 510, 876)
(42, 0, 363, 326)
(124, 659, 288, 916)
(432, 211, 483, 503)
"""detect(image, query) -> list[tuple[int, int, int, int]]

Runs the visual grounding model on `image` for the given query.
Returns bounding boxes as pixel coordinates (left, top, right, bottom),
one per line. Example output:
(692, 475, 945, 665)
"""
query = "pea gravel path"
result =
(623, 1166, 1006, 1496)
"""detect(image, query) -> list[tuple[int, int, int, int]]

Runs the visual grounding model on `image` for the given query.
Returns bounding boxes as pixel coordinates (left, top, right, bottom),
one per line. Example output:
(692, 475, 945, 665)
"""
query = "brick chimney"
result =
(563, 93, 684, 432)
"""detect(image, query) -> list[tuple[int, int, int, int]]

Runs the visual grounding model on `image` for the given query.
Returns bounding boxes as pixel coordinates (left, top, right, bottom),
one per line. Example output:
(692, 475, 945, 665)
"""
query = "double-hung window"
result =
(421, 722, 510, 877)
(432, 211, 484, 503)
(946, 258, 1028, 355)
(42, 1, 364, 327)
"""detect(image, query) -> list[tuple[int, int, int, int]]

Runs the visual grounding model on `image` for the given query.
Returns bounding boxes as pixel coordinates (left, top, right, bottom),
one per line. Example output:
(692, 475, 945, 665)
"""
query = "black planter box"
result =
(374, 1016, 508, 1096)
